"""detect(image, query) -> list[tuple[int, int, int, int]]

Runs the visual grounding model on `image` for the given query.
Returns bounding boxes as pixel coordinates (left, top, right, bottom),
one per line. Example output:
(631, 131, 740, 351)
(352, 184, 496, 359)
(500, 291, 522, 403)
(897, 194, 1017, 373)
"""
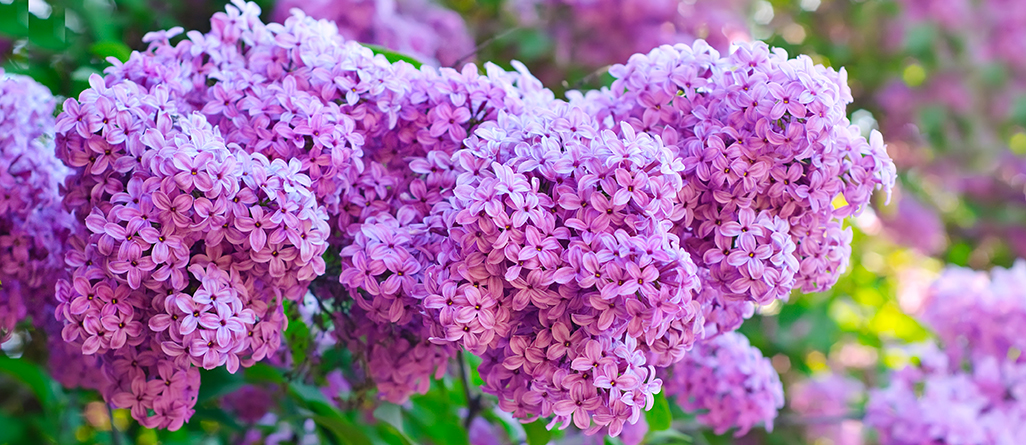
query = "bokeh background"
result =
(2, 0, 1024, 444)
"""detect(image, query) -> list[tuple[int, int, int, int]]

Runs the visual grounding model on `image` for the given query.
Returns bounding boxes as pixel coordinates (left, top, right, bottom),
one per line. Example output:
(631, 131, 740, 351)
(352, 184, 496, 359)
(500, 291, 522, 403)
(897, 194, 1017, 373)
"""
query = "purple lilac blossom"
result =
(866, 262, 1026, 444)
(577, 41, 896, 336)
(871, 0, 1026, 257)
(877, 192, 947, 255)
(866, 343, 1026, 445)
(661, 332, 784, 436)
(53, 2, 333, 428)
(272, 0, 475, 66)
(0, 72, 75, 340)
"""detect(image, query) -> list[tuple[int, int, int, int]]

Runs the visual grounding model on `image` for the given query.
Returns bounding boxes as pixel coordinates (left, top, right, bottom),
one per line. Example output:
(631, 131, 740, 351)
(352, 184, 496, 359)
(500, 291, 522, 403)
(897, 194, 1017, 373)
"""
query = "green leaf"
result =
(27, 9, 68, 52)
(289, 382, 373, 445)
(646, 392, 673, 432)
(375, 422, 414, 445)
(284, 301, 311, 367)
(523, 419, 551, 445)
(645, 429, 693, 445)
(0, 413, 26, 444)
(196, 367, 245, 403)
(361, 44, 424, 68)
(0, 356, 58, 408)
(244, 363, 286, 385)
(0, 2, 28, 37)
(311, 415, 374, 445)
(89, 41, 132, 63)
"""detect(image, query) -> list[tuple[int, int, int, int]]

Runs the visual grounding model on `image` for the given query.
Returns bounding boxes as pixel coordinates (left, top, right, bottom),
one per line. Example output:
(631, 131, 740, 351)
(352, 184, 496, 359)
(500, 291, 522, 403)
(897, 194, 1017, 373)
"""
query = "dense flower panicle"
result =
(272, 0, 475, 66)
(0, 72, 75, 340)
(577, 41, 895, 334)
(866, 262, 1026, 445)
(433, 89, 704, 435)
(790, 373, 865, 445)
(661, 332, 783, 436)
(53, 3, 338, 425)
(510, 0, 752, 70)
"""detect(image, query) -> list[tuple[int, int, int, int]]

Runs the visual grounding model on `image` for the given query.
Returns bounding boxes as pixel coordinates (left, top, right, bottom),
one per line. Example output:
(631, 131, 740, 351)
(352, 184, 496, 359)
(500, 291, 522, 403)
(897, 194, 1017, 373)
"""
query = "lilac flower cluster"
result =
(866, 262, 1026, 444)
(0, 72, 75, 341)
(439, 85, 702, 435)
(510, 0, 752, 70)
(272, 0, 475, 66)
(866, 343, 1026, 445)
(661, 332, 783, 436)
(579, 41, 896, 335)
(54, 23, 331, 426)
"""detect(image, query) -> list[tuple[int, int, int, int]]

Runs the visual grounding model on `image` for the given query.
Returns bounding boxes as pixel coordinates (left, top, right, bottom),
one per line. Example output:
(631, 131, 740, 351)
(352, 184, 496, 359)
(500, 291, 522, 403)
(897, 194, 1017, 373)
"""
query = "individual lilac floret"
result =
(661, 332, 784, 437)
(0, 72, 75, 341)
(272, 0, 475, 66)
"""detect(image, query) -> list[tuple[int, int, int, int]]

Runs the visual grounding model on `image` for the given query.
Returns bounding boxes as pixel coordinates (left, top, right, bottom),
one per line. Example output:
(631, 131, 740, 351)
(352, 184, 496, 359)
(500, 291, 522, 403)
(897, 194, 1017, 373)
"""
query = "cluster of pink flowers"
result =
(581, 41, 895, 336)
(661, 332, 782, 436)
(53, 2, 336, 427)
(509, 0, 752, 70)
(0, 72, 75, 341)
(272, 0, 475, 66)
(866, 261, 1026, 444)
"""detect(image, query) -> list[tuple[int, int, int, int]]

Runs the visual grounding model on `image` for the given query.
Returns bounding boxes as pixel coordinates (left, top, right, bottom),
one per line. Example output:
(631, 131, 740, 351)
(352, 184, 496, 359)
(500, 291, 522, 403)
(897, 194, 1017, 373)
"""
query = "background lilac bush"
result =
(0, 1, 1022, 445)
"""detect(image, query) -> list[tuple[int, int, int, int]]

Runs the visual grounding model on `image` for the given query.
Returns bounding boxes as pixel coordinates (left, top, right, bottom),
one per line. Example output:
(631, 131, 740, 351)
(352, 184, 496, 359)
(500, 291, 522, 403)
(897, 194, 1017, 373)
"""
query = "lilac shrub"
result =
(49, 1, 895, 435)
(337, 39, 894, 436)
(790, 373, 865, 445)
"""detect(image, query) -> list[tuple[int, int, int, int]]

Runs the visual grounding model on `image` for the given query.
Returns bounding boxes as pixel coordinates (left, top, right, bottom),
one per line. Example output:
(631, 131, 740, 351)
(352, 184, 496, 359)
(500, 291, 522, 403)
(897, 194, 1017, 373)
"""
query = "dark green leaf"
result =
(0, 356, 58, 408)
(289, 382, 373, 445)
(310, 414, 373, 445)
(244, 363, 286, 385)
